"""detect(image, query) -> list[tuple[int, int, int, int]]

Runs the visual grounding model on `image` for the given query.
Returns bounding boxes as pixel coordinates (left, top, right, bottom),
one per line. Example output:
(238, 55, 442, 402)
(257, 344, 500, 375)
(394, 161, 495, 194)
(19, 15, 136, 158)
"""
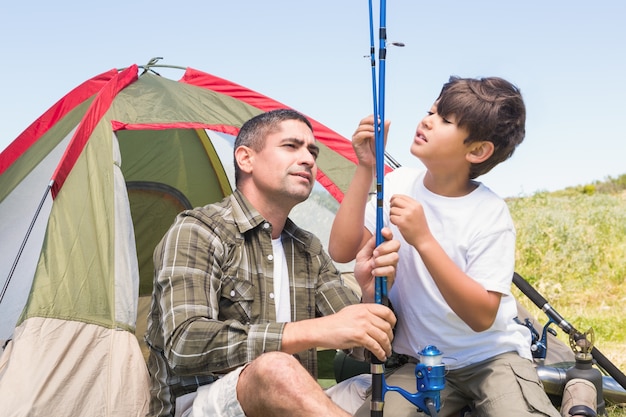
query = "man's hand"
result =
(282, 303, 396, 362)
(316, 303, 396, 362)
(354, 227, 399, 303)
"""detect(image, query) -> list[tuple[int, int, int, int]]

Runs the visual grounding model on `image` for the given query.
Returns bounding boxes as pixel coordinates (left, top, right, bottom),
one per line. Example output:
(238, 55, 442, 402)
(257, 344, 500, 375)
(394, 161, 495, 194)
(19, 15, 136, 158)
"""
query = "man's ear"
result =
(466, 141, 494, 164)
(235, 146, 254, 174)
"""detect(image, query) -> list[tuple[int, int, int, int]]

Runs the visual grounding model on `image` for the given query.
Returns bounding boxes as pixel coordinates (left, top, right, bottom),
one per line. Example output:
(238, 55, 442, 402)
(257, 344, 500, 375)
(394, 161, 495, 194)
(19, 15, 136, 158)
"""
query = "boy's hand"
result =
(352, 115, 391, 168)
(354, 227, 399, 303)
(389, 194, 431, 249)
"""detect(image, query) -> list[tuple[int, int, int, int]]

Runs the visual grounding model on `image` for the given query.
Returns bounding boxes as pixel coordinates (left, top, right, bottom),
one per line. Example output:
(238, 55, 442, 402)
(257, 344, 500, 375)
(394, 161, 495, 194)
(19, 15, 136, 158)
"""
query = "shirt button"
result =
(230, 290, 236, 297)
(267, 254, 273, 261)
(263, 223, 270, 229)
(269, 293, 275, 299)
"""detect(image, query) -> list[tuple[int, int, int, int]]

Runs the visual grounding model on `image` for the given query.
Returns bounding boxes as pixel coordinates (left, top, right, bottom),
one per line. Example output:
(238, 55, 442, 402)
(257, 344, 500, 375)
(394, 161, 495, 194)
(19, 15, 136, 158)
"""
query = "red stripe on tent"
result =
(180, 68, 358, 162)
(111, 121, 240, 137)
(0, 69, 119, 176)
(180, 68, 392, 202)
(50, 66, 139, 198)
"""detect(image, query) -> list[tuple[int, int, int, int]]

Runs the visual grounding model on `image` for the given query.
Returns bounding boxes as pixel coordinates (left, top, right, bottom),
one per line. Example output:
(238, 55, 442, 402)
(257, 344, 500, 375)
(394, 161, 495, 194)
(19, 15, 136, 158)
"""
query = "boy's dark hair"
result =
(436, 76, 526, 179)
(233, 109, 313, 184)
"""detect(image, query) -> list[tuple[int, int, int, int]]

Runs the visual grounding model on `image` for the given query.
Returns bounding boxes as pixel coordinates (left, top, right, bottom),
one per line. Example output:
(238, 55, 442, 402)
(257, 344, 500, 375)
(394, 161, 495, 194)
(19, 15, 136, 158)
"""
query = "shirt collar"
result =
(229, 189, 319, 253)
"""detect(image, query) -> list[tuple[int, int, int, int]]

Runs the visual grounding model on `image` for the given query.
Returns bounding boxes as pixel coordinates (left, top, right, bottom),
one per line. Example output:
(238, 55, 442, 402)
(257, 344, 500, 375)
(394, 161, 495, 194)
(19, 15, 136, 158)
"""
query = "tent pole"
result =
(0, 180, 53, 305)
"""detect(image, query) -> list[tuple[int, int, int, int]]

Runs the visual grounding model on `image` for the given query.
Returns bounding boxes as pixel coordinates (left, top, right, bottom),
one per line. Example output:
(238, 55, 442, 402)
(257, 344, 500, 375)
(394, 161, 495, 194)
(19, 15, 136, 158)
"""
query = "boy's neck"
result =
(423, 171, 479, 197)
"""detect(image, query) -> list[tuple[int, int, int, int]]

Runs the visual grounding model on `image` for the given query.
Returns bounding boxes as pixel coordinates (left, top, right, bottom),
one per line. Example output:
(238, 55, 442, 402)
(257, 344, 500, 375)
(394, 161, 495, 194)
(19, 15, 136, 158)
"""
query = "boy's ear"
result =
(466, 141, 494, 164)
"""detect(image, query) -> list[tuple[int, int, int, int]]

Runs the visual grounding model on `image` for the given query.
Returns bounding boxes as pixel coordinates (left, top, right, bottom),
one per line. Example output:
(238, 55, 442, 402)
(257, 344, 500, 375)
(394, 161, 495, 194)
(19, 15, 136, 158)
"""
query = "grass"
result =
(508, 175, 626, 416)
(318, 348, 340, 389)
(508, 186, 626, 368)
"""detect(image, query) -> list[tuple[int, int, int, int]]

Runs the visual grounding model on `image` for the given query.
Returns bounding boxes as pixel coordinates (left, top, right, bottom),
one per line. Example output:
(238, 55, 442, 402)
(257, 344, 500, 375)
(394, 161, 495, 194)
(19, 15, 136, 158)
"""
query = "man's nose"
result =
(299, 148, 316, 166)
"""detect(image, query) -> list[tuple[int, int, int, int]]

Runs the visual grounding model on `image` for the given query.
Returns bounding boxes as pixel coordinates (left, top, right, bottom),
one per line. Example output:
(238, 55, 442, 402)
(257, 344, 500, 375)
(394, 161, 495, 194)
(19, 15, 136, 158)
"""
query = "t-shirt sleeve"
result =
(465, 209, 516, 296)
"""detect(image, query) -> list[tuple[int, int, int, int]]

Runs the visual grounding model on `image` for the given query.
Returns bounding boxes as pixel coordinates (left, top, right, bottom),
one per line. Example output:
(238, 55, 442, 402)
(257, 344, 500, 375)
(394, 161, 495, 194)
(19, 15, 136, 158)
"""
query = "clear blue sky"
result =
(1, 0, 624, 198)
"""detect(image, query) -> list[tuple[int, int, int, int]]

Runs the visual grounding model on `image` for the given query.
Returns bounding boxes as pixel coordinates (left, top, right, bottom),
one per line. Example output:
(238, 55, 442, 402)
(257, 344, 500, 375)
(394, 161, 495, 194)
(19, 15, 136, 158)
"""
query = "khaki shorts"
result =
(354, 352, 561, 417)
(176, 366, 246, 417)
(176, 365, 370, 417)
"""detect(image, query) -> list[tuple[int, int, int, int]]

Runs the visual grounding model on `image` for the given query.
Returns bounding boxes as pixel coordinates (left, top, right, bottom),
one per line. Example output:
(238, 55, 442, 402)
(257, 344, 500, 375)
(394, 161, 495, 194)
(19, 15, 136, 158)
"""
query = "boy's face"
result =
(410, 103, 471, 171)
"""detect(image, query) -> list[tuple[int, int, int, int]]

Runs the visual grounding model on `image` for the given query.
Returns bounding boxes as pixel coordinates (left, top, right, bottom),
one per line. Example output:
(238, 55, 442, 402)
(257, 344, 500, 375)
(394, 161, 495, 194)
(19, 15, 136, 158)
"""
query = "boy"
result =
(329, 77, 560, 416)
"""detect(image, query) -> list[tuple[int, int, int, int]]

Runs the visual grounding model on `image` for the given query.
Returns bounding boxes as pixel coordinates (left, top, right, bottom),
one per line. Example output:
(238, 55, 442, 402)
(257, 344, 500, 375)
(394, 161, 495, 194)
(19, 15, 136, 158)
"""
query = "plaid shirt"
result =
(145, 190, 360, 417)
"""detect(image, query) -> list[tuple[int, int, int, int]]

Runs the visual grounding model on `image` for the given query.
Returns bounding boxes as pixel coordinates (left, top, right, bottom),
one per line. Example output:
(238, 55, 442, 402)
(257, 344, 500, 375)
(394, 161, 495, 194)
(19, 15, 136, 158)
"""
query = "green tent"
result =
(0, 62, 381, 416)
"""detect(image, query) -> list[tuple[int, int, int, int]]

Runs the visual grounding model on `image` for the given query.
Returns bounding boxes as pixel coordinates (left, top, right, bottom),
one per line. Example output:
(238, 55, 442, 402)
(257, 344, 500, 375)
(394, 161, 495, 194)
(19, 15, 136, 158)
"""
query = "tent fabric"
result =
(0, 63, 375, 416)
(0, 318, 149, 416)
(0, 69, 117, 178)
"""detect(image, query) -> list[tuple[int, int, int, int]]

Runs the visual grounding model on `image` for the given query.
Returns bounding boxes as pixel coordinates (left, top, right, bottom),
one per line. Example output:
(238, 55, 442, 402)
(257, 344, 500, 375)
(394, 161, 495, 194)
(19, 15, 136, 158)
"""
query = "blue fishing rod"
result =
(366, 3, 444, 416)
(367, 0, 404, 306)
(367, 1, 388, 415)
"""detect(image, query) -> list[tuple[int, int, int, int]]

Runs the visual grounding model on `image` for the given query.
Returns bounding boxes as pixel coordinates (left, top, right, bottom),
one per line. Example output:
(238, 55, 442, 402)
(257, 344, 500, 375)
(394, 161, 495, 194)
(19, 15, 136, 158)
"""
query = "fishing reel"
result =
(383, 345, 446, 416)
(515, 316, 557, 364)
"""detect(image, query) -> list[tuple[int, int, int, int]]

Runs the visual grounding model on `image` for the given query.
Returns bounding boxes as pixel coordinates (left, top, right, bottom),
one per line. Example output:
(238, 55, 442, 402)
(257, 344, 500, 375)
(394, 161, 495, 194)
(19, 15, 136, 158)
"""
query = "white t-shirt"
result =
(365, 167, 531, 369)
(272, 237, 291, 323)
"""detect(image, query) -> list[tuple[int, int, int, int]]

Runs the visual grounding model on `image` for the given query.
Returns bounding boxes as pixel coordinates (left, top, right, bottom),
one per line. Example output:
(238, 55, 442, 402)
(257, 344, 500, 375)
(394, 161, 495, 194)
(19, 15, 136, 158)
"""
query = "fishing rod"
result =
(513, 272, 626, 392)
(367, 0, 388, 414)
(367, 0, 404, 308)
(366, 2, 443, 416)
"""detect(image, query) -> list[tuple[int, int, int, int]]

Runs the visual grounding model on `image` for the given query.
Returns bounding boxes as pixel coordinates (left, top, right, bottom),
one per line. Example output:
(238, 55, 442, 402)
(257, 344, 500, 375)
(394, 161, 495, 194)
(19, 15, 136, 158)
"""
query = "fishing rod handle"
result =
(512, 273, 548, 306)
(512, 273, 572, 333)
(370, 359, 385, 417)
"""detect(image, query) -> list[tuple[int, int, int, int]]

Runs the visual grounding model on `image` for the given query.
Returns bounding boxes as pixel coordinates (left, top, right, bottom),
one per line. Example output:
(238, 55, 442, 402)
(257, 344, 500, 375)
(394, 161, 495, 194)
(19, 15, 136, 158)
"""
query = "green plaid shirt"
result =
(145, 190, 360, 417)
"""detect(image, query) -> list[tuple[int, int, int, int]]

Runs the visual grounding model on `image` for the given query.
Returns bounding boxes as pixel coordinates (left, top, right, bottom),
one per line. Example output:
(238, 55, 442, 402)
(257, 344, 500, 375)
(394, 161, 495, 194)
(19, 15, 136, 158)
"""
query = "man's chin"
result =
(290, 188, 313, 204)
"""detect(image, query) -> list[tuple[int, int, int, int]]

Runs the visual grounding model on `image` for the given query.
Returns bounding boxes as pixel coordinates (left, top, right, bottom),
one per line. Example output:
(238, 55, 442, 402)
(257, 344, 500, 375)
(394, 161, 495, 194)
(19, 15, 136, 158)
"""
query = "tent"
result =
(0, 61, 391, 416)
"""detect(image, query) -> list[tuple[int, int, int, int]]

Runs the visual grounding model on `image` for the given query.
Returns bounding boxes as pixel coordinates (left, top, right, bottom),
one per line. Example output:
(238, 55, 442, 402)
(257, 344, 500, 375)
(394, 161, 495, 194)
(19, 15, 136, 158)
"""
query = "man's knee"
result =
(238, 352, 321, 413)
(241, 352, 310, 387)
(248, 352, 300, 374)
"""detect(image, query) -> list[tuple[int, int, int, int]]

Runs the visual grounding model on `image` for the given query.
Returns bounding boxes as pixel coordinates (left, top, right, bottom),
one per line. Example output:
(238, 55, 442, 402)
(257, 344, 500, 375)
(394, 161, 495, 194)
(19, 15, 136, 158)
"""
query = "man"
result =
(145, 109, 399, 417)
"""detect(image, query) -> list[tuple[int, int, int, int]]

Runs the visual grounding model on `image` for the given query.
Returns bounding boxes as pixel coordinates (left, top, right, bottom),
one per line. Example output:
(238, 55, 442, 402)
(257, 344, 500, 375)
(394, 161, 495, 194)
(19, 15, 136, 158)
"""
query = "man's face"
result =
(250, 119, 319, 205)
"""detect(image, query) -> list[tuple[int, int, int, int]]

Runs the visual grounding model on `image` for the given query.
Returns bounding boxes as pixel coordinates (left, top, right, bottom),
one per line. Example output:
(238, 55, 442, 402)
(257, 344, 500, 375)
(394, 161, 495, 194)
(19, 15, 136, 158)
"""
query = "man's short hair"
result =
(233, 109, 313, 183)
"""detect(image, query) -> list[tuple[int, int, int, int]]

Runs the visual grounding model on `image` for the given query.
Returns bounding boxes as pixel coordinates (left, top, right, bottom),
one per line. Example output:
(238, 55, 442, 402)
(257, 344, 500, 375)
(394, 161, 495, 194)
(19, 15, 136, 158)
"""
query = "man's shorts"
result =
(175, 365, 370, 417)
(176, 366, 246, 417)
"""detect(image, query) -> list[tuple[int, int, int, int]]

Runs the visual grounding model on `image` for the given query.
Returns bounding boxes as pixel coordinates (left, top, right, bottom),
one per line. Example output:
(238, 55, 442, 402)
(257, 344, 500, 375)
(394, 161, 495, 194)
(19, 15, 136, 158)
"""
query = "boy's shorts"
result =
(354, 351, 561, 417)
(175, 364, 371, 417)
